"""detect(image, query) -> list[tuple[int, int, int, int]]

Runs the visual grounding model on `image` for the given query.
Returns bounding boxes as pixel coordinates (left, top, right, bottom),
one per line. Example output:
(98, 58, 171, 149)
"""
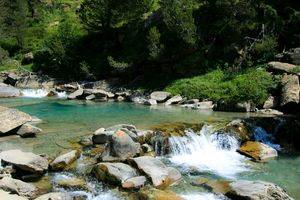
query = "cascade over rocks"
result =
(35, 192, 72, 200)
(237, 141, 278, 162)
(131, 156, 181, 189)
(50, 150, 80, 171)
(0, 149, 48, 175)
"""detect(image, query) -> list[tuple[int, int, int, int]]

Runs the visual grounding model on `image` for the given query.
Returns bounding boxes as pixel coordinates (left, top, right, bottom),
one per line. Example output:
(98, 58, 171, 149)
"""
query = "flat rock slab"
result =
(0, 190, 28, 200)
(0, 149, 48, 174)
(0, 83, 21, 98)
(0, 106, 32, 134)
(132, 156, 181, 188)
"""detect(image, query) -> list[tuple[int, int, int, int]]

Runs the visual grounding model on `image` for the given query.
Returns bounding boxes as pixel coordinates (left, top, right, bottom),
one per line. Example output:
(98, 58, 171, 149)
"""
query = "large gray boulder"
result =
(131, 156, 181, 188)
(226, 180, 294, 200)
(35, 192, 72, 200)
(0, 190, 28, 200)
(0, 149, 48, 174)
(150, 91, 171, 103)
(50, 150, 80, 171)
(165, 95, 183, 106)
(0, 106, 32, 134)
(268, 61, 297, 74)
(93, 162, 138, 185)
(0, 177, 39, 199)
(67, 88, 84, 99)
(16, 123, 42, 138)
(280, 74, 299, 109)
(0, 83, 21, 97)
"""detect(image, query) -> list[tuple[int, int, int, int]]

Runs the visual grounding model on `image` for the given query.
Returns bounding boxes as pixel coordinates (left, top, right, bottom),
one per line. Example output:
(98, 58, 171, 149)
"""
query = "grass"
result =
(291, 66, 300, 73)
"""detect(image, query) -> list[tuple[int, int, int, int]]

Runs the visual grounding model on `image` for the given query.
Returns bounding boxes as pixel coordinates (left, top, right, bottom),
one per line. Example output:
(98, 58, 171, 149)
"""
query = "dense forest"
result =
(0, 0, 299, 103)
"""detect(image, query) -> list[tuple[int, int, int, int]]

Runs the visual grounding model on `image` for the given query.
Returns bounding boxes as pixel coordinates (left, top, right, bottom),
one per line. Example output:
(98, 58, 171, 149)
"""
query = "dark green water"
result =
(0, 97, 299, 199)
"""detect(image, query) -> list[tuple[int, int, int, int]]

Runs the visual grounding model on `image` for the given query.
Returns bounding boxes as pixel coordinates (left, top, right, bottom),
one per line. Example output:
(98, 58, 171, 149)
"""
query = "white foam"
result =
(181, 193, 227, 200)
(169, 125, 249, 178)
(21, 89, 66, 98)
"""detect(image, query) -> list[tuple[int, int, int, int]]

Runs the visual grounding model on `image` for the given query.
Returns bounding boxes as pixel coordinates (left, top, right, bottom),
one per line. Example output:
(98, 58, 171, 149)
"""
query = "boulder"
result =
(130, 94, 147, 104)
(35, 192, 72, 200)
(225, 119, 252, 142)
(85, 94, 95, 100)
(263, 96, 277, 109)
(50, 150, 80, 171)
(4, 73, 20, 86)
(137, 188, 183, 200)
(144, 99, 157, 106)
(193, 101, 214, 109)
(0, 190, 28, 200)
(165, 95, 183, 106)
(235, 101, 253, 112)
(92, 128, 109, 144)
(16, 124, 42, 138)
(184, 99, 199, 104)
(122, 176, 147, 189)
(226, 180, 293, 200)
(0, 83, 21, 97)
(268, 61, 297, 74)
(0, 149, 48, 174)
(57, 177, 87, 190)
(131, 156, 181, 188)
(0, 106, 32, 134)
(237, 141, 278, 162)
(56, 84, 78, 93)
(93, 162, 138, 185)
(276, 47, 300, 65)
(0, 177, 39, 199)
(150, 91, 171, 103)
(92, 89, 114, 99)
(67, 88, 84, 100)
(280, 74, 299, 110)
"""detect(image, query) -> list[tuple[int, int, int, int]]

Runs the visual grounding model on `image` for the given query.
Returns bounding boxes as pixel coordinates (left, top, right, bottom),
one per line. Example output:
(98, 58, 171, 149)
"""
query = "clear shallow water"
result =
(0, 97, 300, 199)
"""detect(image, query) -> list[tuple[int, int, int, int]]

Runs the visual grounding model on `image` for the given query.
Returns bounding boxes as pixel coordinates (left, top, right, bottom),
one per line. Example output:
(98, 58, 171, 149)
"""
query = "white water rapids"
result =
(168, 125, 249, 179)
(21, 89, 66, 98)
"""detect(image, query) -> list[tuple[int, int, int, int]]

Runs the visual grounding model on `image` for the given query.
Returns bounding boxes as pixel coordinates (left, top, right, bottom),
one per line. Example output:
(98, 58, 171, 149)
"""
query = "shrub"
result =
(165, 69, 275, 105)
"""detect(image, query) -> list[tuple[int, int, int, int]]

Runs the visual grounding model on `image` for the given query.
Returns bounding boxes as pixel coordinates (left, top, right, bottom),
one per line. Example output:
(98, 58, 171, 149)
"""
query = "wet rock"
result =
(56, 84, 78, 93)
(136, 130, 154, 144)
(0, 177, 39, 199)
(106, 124, 137, 132)
(130, 94, 147, 104)
(202, 180, 231, 194)
(0, 190, 28, 200)
(183, 101, 214, 109)
(110, 130, 140, 159)
(92, 128, 109, 144)
(35, 192, 72, 200)
(0, 83, 21, 97)
(57, 177, 87, 190)
(226, 180, 294, 200)
(93, 162, 138, 185)
(67, 88, 84, 100)
(16, 75, 56, 90)
(92, 89, 114, 99)
(46, 90, 57, 97)
(256, 109, 283, 116)
(50, 150, 80, 171)
(141, 144, 153, 153)
(0, 106, 32, 134)
(235, 101, 253, 112)
(85, 94, 95, 100)
(137, 188, 183, 200)
(280, 74, 299, 111)
(144, 99, 157, 106)
(268, 61, 297, 74)
(3, 73, 20, 86)
(16, 123, 42, 138)
(237, 141, 278, 162)
(131, 156, 181, 188)
(122, 176, 147, 189)
(184, 99, 199, 104)
(263, 96, 277, 109)
(79, 135, 93, 147)
(0, 149, 48, 175)
(165, 95, 182, 106)
(225, 119, 252, 142)
(150, 91, 171, 103)
(116, 95, 125, 101)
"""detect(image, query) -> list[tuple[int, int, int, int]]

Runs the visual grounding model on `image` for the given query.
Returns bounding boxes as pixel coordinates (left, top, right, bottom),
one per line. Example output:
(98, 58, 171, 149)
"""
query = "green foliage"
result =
(165, 69, 275, 105)
(251, 36, 278, 63)
(147, 27, 163, 60)
(291, 66, 300, 74)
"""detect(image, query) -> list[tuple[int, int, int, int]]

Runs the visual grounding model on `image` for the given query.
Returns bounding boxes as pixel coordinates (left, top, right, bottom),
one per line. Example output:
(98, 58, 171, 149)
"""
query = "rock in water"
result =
(0, 190, 28, 200)
(131, 156, 181, 188)
(122, 176, 147, 189)
(237, 141, 278, 162)
(280, 74, 299, 110)
(0, 177, 39, 199)
(0, 106, 32, 134)
(16, 123, 42, 138)
(0, 149, 48, 175)
(35, 192, 72, 200)
(50, 150, 80, 171)
(0, 83, 21, 97)
(165, 95, 183, 106)
(67, 88, 84, 100)
(226, 180, 294, 200)
(93, 162, 138, 185)
(144, 99, 157, 106)
(150, 91, 171, 103)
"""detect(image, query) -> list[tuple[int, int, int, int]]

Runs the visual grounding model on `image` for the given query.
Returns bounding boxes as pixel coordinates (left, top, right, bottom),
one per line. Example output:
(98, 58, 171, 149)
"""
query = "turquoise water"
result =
(0, 97, 300, 199)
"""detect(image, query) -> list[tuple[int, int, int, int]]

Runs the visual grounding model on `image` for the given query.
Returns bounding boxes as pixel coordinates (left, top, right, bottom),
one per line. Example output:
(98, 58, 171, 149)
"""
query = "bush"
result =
(165, 69, 275, 105)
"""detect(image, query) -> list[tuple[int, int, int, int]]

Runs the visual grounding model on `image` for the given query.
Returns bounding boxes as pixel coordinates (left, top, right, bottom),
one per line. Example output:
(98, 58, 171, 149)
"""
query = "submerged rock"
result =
(0, 177, 39, 199)
(131, 156, 181, 188)
(0, 149, 48, 175)
(0, 106, 32, 135)
(165, 95, 183, 106)
(150, 91, 171, 103)
(50, 150, 80, 171)
(35, 192, 72, 200)
(93, 162, 138, 185)
(237, 141, 278, 162)
(226, 180, 294, 200)
(16, 123, 42, 138)
(0, 83, 21, 97)
(0, 190, 28, 200)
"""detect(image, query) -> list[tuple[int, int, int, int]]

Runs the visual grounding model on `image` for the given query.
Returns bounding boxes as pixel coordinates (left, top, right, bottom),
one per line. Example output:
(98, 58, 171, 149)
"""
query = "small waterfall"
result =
(253, 126, 281, 150)
(168, 125, 249, 178)
(21, 89, 66, 98)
